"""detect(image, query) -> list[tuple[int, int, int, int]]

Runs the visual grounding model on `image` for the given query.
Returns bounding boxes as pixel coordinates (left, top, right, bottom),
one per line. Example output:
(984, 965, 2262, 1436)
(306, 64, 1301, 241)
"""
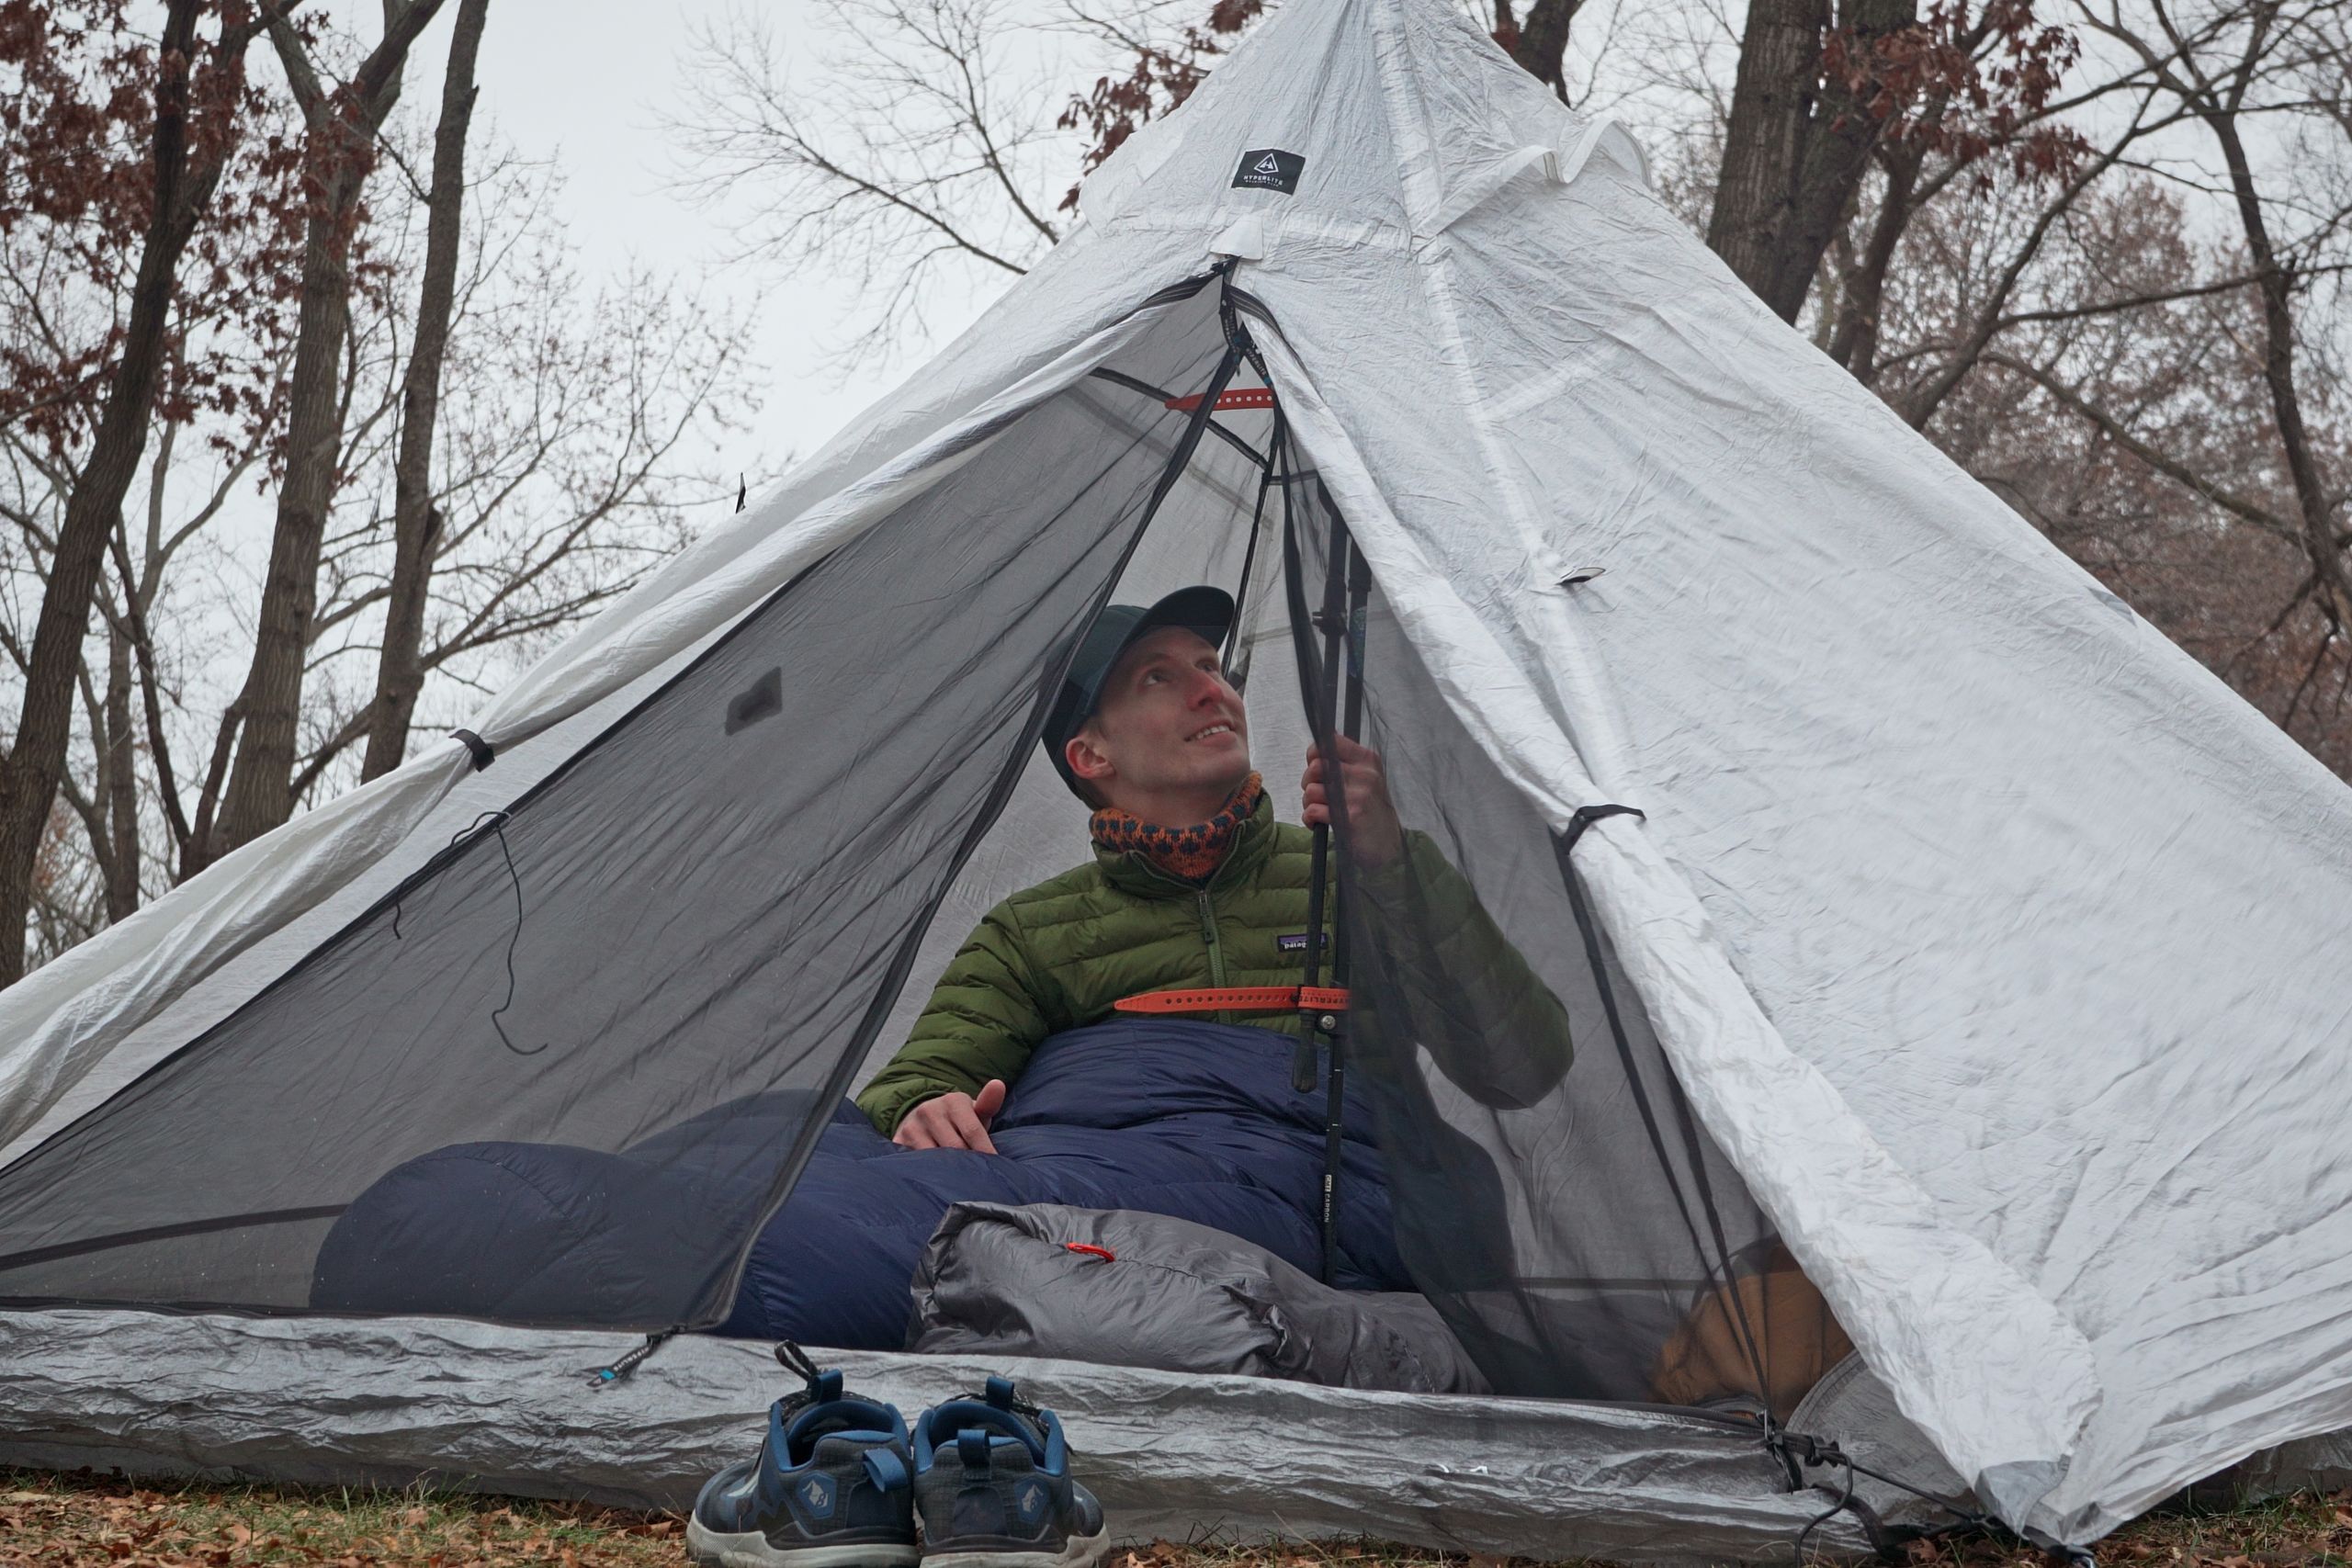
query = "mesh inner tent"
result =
(1276, 458, 1849, 1414)
(0, 280, 1257, 1325)
(0, 276, 1846, 1416)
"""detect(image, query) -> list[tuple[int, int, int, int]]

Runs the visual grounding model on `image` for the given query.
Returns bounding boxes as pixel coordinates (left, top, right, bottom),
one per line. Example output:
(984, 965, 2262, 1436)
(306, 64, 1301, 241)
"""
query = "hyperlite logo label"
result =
(1233, 148, 1305, 194)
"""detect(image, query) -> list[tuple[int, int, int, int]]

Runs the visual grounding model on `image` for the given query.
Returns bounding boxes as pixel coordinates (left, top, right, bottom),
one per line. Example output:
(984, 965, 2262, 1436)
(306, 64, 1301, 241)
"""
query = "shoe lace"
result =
(963, 1374, 1045, 1423)
(772, 1339, 841, 1416)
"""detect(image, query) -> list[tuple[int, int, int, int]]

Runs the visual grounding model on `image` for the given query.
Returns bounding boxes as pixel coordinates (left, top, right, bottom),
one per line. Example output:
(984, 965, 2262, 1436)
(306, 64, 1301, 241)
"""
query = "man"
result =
(856, 585, 1571, 1151)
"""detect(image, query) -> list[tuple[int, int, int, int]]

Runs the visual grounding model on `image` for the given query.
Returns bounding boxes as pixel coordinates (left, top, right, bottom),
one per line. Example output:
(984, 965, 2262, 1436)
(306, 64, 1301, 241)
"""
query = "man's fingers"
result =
(946, 1100, 998, 1154)
(896, 1093, 989, 1151)
(973, 1079, 1008, 1123)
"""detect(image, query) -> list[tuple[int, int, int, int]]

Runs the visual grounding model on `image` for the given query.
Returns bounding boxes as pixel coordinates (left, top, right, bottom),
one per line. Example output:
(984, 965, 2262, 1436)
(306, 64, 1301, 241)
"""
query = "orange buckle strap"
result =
(1113, 985, 1350, 1016)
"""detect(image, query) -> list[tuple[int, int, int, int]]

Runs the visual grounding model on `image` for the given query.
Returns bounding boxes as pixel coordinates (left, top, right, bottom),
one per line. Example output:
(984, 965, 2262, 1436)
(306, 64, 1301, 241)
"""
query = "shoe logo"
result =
(1017, 1481, 1046, 1522)
(795, 1472, 836, 1520)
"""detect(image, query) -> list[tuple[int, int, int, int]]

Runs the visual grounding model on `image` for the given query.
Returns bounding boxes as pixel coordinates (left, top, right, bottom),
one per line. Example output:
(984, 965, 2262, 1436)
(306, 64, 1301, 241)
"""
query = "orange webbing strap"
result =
(1113, 985, 1350, 1016)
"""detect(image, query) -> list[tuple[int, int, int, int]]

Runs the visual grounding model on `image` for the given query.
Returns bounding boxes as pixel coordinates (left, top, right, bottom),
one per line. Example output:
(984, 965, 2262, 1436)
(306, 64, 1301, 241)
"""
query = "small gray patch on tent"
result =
(726, 668, 784, 734)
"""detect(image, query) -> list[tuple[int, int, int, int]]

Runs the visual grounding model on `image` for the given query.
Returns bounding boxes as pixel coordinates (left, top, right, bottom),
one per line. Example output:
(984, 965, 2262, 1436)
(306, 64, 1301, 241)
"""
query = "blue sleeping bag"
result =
(311, 1020, 1408, 1345)
(722, 1020, 1408, 1345)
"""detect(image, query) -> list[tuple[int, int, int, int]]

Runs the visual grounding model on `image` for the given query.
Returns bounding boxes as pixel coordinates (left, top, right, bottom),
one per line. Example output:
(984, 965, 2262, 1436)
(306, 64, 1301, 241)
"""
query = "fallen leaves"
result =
(0, 1468, 691, 1568)
(1, 1466, 2350, 1568)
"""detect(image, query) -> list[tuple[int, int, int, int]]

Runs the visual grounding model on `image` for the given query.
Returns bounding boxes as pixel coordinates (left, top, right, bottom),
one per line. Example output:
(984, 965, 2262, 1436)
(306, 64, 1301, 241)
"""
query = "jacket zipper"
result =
(1196, 890, 1232, 1029)
(1195, 890, 1227, 987)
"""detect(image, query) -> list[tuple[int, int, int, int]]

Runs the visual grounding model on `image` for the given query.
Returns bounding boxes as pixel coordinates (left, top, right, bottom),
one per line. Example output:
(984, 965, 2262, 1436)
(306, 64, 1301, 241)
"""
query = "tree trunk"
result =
(1706, 0, 1914, 323)
(1826, 142, 1917, 378)
(2204, 107, 2352, 633)
(1508, 0, 1585, 99)
(362, 0, 491, 783)
(207, 203, 354, 859)
(1706, 0, 1823, 311)
(202, 0, 447, 865)
(101, 625, 141, 924)
(0, 0, 252, 984)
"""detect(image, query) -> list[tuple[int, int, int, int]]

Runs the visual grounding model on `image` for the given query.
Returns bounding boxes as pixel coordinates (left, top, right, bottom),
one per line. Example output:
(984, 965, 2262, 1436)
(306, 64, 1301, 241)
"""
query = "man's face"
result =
(1067, 626, 1251, 808)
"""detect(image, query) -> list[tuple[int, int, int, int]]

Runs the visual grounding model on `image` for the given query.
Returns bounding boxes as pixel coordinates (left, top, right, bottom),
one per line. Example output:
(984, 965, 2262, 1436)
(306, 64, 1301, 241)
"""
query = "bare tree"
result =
(1933, 1, 2352, 720)
(2083, 0, 2352, 637)
(199, 0, 449, 871)
(153, 152, 757, 859)
(1, 6, 757, 975)
(672, 0, 1070, 350)
(362, 0, 490, 780)
(288, 237, 753, 803)
(0, 0, 284, 985)
(1872, 152, 2352, 760)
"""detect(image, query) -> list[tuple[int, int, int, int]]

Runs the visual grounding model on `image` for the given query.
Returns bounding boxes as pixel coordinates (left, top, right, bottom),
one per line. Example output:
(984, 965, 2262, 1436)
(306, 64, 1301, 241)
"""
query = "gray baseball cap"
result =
(1042, 586, 1236, 797)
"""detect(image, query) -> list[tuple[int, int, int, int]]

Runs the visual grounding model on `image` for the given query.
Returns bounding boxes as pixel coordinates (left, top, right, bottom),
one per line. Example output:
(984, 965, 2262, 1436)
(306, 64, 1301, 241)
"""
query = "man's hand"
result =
(893, 1079, 1008, 1153)
(1303, 736, 1406, 868)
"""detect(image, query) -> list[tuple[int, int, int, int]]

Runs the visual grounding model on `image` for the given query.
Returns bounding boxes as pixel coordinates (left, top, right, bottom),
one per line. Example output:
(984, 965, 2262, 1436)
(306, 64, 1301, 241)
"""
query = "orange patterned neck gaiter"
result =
(1090, 773, 1265, 886)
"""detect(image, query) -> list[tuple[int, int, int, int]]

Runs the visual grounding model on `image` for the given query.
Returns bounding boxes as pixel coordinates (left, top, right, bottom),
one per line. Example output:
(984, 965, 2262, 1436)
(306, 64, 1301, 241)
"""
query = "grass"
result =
(0, 1469, 2346, 1567)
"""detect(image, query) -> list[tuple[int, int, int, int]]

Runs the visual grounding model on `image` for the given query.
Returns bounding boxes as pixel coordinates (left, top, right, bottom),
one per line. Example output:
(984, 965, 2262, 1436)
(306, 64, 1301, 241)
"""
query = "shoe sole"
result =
(922, 1526, 1112, 1568)
(684, 1520, 922, 1568)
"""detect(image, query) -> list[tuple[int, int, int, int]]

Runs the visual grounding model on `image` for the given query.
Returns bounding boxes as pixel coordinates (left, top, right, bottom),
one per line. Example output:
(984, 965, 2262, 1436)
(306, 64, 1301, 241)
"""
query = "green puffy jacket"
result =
(854, 794, 1574, 1134)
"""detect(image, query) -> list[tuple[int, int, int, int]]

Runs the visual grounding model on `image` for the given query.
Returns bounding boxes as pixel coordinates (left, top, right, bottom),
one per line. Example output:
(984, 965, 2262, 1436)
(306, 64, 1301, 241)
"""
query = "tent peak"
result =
(1077, 0, 1645, 246)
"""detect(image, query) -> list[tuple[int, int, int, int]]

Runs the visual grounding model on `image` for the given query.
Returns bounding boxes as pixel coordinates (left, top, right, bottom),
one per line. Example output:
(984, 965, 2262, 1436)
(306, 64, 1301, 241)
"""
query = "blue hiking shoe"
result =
(688, 1346, 920, 1568)
(911, 1377, 1108, 1568)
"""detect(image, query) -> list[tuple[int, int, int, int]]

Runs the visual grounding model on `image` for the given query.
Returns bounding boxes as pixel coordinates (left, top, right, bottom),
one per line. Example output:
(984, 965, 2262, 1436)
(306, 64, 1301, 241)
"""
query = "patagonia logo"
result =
(1232, 148, 1305, 195)
(1277, 933, 1312, 952)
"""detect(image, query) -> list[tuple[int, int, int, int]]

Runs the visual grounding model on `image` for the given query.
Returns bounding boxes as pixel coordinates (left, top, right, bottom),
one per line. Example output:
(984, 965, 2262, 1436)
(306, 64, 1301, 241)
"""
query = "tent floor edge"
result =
(0, 1302, 1888, 1562)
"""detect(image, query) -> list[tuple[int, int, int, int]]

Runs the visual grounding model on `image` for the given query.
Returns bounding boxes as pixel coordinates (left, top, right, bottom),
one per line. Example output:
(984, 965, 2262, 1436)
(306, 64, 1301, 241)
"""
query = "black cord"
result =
(1772, 1427, 2012, 1564)
(394, 811, 547, 1055)
(1793, 1449, 1858, 1564)
(474, 812, 547, 1057)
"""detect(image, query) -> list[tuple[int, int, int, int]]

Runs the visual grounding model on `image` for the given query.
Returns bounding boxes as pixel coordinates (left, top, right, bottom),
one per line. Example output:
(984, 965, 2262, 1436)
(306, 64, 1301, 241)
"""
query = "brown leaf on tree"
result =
(1052, 0, 1266, 211)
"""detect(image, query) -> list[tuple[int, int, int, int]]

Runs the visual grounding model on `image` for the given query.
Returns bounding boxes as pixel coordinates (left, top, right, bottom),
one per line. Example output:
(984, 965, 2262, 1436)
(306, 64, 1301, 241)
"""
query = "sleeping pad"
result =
(312, 1020, 1409, 1348)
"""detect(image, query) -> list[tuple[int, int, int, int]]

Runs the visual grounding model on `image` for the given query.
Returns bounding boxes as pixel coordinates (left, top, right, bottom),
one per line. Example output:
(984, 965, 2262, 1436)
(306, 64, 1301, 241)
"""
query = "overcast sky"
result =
(446, 0, 1014, 496)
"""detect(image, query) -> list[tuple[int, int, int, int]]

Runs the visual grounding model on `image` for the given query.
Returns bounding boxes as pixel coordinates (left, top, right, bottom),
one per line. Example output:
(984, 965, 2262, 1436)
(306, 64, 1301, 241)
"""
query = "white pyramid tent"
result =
(2, 0, 2350, 1557)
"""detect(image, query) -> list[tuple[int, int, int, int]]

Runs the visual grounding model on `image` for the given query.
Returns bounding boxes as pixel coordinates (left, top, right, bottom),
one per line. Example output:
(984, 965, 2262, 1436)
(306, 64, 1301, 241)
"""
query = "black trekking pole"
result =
(1285, 478, 1371, 1285)
(1315, 529, 1371, 1286)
